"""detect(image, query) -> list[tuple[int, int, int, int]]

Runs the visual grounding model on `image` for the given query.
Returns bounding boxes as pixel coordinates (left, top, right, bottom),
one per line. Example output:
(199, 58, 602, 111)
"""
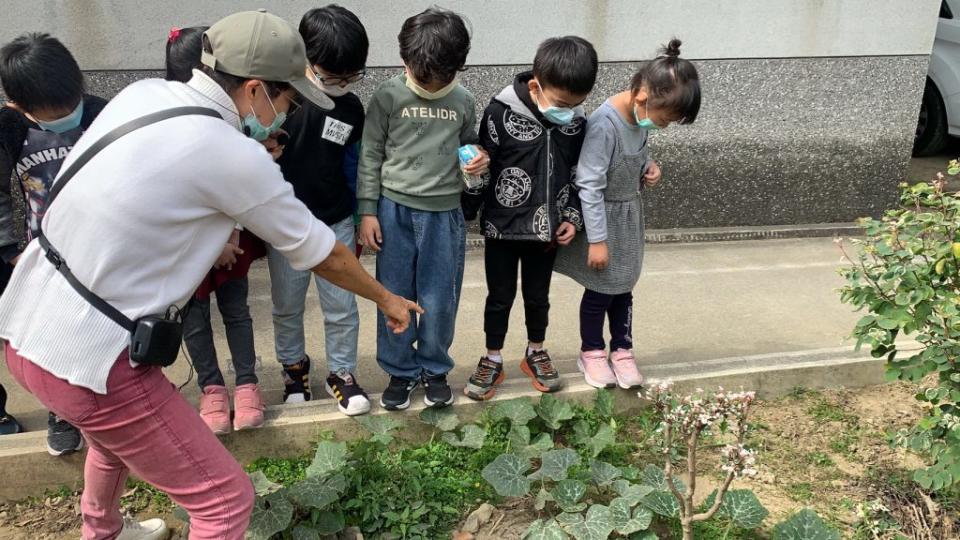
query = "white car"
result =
(917, 0, 960, 155)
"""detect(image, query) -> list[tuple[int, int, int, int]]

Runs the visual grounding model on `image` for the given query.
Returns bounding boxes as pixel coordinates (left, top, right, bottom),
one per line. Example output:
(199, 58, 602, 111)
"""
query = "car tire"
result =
(914, 80, 949, 157)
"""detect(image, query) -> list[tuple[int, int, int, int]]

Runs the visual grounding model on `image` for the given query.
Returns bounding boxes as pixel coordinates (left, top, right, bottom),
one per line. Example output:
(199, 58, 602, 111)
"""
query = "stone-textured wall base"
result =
(66, 55, 927, 228)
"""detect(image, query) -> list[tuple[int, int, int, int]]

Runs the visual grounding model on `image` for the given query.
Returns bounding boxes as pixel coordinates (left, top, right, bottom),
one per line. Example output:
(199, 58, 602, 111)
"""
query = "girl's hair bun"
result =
(661, 38, 682, 58)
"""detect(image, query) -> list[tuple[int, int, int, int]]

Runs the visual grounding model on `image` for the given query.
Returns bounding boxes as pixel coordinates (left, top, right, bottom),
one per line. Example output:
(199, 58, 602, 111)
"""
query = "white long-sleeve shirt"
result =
(0, 71, 336, 393)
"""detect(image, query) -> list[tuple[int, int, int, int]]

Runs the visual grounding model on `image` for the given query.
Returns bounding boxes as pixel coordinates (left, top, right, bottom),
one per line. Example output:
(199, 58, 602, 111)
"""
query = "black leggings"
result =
(483, 239, 557, 350)
(0, 383, 7, 416)
(580, 289, 633, 352)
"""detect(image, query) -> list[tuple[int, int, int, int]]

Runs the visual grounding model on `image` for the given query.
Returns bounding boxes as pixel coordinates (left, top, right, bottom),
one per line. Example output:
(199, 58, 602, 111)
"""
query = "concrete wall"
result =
(0, 0, 940, 68)
(0, 0, 942, 227)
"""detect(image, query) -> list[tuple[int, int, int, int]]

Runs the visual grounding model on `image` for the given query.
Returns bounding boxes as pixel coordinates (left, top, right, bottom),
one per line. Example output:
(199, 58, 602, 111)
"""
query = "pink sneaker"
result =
(610, 349, 644, 389)
(233, 384, 265, 431)
(578, 350, 617, 388)
(199, 385, 231, 435)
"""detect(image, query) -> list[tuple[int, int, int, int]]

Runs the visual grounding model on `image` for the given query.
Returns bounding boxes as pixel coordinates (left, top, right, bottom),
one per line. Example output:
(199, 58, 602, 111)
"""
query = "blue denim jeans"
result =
(375, 197, 465, 379)
(267, 216, 360, 373)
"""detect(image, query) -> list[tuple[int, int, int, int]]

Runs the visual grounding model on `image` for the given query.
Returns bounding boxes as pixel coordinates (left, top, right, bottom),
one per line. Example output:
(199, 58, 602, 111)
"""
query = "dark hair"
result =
(630, 39, 701, 124)
(533, 36, 598, 95)
(398, 7, 470, 85)
(165, 26, 207, 83)
(199, 36, 289, 98)
(0, 33, 83, 113)
(300, 5, 369, 74)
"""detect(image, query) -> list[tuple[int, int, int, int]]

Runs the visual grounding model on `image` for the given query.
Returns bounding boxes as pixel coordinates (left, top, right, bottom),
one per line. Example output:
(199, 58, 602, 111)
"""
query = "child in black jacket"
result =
(461, 36, 598, 400)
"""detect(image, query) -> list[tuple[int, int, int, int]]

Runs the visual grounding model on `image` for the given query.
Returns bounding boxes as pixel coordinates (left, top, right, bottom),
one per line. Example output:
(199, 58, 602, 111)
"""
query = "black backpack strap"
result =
(38, 106, 220, 331)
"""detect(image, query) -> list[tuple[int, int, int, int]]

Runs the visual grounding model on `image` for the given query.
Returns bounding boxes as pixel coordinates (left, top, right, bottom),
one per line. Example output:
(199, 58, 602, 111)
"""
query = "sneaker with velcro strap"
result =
(379, 376, 419, 411)
(47, 412, 83, 456)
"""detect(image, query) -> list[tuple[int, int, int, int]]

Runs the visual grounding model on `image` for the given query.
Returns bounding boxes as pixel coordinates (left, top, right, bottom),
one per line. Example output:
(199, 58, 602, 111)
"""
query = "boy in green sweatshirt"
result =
(357, 7, 489, 410)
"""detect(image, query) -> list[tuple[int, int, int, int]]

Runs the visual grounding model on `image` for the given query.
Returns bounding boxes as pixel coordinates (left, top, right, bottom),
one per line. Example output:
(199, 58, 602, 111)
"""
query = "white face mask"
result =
(404, 70, 459, 100)
(321, 82, 355, 98)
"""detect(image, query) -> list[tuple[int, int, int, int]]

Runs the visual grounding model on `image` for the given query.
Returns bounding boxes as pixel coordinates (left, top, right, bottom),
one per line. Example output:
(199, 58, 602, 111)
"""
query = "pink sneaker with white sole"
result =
(199, 385, 231, 435)
(610, 349, 644, 389)
(233, 384, 265, 431)
(578, 350, 617, 388)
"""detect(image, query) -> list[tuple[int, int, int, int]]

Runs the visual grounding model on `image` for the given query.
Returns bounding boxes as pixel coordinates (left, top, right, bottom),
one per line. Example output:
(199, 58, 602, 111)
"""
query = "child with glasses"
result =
(270, 5, 372, 416)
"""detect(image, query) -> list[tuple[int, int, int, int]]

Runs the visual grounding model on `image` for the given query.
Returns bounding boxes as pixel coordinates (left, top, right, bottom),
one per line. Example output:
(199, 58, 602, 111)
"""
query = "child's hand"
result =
(556, 222, 576, 246)
(262, 129, 288, 161)
(359, 215, 383, 252)
(215, 242, 244, 271)
(643, 161, 662, 188)
(588, 241, 609, 271)
(463, 146, 490, 176)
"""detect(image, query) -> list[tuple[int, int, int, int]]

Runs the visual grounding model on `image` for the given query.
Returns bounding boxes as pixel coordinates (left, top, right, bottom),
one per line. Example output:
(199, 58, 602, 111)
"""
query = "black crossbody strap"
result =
(38, 106, 221, 332)
(38, 233, 136, 331)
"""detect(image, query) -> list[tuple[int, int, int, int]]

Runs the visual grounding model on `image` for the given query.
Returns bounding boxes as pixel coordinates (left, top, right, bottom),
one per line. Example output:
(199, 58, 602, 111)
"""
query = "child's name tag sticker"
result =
(322, 117, 353, 145)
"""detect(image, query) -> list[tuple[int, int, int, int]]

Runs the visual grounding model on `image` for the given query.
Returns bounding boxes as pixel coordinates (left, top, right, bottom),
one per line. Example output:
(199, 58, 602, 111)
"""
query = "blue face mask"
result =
(534, 83, 575, 126)
(242, 83, 286, 141)
(34, 100, 84, 134)
(243, 111, 286, 141)
(633, 103, 660, 131)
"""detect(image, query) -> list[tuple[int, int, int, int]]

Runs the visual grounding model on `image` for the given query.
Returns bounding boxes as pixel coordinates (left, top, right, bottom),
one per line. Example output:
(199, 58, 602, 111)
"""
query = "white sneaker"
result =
(117, 517, 169, 540)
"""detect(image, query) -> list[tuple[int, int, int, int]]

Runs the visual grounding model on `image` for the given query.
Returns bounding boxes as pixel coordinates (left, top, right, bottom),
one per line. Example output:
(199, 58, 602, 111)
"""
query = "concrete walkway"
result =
(1, 236, 861, 431)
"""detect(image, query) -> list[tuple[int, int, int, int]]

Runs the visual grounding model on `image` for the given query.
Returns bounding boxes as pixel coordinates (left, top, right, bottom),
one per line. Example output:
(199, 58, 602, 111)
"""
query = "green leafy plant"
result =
(344, 414, 492, 538)
(772, 508, 841, 540)
(354, 414, 402, 446)
(246, 441, 349, 540)
(838, 174, 960, 491)
(177, 410, 496, 539)
(479, 388, 807, 540)
(418, 406, 487, 448)
(479, 393, 656, 539)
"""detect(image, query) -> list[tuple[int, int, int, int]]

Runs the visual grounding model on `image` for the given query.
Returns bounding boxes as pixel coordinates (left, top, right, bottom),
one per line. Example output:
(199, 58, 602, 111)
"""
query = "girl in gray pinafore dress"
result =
(555, 39, 701, 390)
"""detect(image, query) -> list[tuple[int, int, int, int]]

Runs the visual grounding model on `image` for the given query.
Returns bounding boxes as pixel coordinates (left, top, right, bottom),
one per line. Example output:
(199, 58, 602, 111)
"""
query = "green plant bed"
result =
(207, 387, 847, 539)
(6, 385, 955, 540)
(235, 423, 503, 539)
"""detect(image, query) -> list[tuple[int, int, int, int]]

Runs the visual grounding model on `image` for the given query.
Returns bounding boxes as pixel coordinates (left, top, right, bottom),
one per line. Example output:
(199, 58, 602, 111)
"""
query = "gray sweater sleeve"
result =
(575, 118, 617, 243)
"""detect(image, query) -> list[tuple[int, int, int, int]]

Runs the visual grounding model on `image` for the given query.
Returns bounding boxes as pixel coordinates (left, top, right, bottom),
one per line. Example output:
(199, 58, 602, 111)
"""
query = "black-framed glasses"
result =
(313, 69, 366, 86)
(277, 92, 302, 119)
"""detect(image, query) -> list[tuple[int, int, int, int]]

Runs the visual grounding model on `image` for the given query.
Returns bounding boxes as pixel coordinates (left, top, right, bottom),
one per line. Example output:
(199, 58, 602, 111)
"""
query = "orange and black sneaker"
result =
(282, 356, 311, 403)
(521, 349, 563, 393)
(464, 357, 506, 401)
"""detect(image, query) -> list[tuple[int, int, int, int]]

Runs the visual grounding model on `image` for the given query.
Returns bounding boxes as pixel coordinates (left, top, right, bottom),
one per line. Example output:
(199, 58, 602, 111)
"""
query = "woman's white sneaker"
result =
(117, 517, 169, 540)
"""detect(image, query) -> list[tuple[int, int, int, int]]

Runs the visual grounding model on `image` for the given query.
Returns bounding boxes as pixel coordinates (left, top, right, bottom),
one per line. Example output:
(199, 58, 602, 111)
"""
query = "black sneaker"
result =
(379, 376, 419, 411)
(521, 349, 564, 393)
(464, 357, 505, 401)
(282, 356, 312, 403)
(422, 373, 454, 408)
(47, 413, 83, 456)
(0, 412, 22, 436)
(325, 370, 371, 416)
